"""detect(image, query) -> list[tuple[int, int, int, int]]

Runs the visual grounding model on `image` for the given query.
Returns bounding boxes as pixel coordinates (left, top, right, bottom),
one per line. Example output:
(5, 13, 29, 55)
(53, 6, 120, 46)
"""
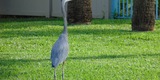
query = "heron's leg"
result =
(54, 68, 56, 80)
(62, 61, 65, 80)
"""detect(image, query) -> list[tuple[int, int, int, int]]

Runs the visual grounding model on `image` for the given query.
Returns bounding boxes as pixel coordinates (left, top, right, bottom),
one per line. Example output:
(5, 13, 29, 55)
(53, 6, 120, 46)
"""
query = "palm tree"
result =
(132, 0, 155, 31)
(67, 0, 92, 24)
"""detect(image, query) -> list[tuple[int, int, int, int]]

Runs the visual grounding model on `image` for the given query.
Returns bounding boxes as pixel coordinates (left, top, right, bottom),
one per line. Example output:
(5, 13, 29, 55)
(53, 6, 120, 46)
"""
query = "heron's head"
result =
(61, 0, 72, 2)
(61, 0, 72, 13)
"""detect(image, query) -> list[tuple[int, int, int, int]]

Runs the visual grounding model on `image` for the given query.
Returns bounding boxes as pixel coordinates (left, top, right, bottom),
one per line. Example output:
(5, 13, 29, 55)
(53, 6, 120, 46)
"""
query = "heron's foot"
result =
(62, 62, 65, 80)
(54, 74, 56, 80)
(54, 68, 56, 80)
(62, 73, 64, 80)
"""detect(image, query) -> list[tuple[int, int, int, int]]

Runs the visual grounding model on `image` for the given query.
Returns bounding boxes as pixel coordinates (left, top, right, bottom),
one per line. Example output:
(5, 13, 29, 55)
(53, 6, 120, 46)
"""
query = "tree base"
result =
(132, 25, 154, 31)
(69, 22, 91, 25)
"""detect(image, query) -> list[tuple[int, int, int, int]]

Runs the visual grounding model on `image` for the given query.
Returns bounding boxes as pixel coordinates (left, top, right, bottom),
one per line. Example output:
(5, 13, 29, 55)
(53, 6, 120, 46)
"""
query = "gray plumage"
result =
(51, 0, 71, 80)
(51, 33, 69, 67)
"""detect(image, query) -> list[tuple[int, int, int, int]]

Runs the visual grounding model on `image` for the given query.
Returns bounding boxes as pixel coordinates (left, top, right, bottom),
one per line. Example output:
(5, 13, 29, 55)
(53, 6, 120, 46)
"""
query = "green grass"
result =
(0, 18, 160, 80)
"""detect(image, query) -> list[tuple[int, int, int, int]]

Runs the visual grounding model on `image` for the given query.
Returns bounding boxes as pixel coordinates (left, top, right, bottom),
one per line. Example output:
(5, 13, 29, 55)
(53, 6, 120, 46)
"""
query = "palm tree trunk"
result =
(158, 0, 160, 16)
(132, 0, 155, 31)
(67, 0, 92, 24)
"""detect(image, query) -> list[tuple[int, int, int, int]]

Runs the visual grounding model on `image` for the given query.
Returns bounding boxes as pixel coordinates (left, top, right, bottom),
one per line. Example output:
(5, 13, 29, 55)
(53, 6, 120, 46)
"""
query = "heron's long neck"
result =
(62, 4, 68, 34)
(63, 17, 67, 34)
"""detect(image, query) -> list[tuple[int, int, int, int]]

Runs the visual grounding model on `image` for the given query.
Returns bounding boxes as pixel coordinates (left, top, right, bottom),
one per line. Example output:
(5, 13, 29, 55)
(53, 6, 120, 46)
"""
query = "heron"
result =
(51, 0, 71, 80)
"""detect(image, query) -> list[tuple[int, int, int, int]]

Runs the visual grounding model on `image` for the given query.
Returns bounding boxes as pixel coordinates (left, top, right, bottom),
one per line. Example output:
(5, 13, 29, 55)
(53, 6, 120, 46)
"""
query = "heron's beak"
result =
(68, 0, 72, 1)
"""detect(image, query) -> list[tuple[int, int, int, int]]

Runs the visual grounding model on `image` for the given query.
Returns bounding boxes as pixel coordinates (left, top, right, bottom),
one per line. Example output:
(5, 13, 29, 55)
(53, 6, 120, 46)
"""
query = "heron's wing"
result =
(51, 34, 69, 67)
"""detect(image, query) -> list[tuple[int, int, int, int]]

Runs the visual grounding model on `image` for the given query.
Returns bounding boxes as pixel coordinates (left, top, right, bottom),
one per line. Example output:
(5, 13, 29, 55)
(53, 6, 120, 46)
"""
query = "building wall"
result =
(0, 0, 51, 17)
(0, 0, 110, 19)
(51, 0, 62, 17)
(92, 0, 110, 18)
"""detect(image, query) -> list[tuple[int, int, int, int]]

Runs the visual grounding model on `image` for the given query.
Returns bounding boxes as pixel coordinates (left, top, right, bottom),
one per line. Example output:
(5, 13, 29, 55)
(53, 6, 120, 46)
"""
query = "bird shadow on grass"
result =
(68, 53, 160, 60)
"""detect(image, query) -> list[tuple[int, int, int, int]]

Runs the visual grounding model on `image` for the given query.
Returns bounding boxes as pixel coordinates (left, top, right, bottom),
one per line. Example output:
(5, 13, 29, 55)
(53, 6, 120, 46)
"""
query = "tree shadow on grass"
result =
(68, 53, 160, 60)
(92, 19, 132, 25)
(0, 18, 131, 26)
(0, 17, 61, 23)
(69, 28, 131, 35)
(0, 53, 159, 79)
(0, 28, 132, 38)
(0, 58, 49, 80)
(0, 18, 63, 30)
(0, 18, 133, 38)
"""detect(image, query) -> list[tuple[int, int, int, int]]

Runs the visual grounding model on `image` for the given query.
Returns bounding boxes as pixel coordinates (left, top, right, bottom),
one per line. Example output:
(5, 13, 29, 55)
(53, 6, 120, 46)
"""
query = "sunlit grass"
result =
(0, 18, 160, 80)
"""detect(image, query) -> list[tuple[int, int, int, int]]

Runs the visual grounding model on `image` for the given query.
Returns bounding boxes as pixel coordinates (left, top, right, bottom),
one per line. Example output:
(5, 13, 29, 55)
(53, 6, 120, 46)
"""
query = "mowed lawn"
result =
(0, 18, 160, 80)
